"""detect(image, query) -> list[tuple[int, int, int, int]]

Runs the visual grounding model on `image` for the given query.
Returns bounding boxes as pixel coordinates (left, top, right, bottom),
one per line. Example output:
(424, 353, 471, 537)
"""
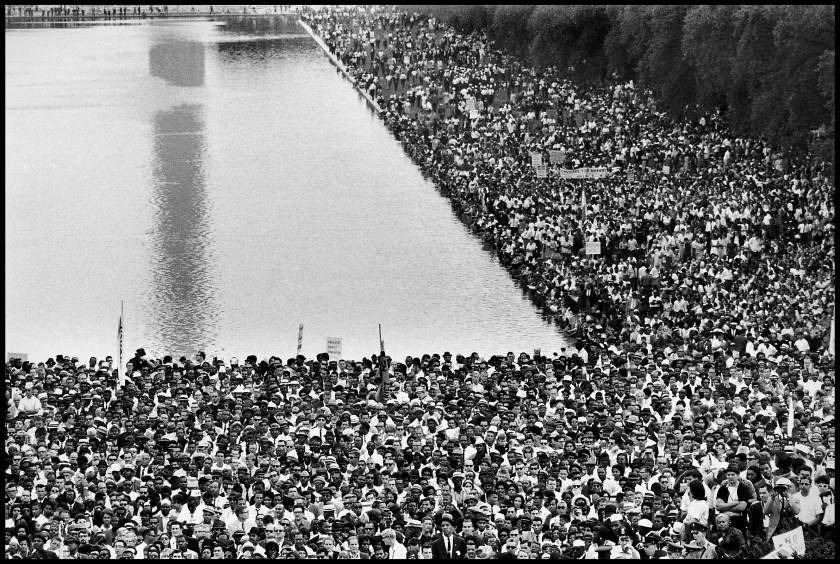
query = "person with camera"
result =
(763, 477, 795, 538)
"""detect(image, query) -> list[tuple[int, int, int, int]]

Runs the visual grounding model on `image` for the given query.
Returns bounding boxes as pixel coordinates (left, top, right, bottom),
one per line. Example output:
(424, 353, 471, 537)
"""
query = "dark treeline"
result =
(403, 5, 835, 171)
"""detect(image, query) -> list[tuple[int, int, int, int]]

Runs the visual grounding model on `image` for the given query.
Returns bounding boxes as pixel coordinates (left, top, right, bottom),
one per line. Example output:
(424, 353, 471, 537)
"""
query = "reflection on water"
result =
(149, 41, 205, 87)
(5, 20, 570, 362)
(149, 104, 219, 354)
(220, 15, 305, 36)
(147, 39, 217, 352)
(216, 36, 305, 63)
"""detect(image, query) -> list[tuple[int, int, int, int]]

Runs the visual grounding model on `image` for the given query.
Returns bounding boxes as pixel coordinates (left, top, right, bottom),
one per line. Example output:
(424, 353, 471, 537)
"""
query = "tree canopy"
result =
(411, 5, 835, 166)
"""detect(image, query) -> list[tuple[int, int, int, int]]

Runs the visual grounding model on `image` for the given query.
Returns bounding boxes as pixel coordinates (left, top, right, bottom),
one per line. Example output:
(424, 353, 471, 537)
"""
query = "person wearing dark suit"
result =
(431, 513, 467, 559)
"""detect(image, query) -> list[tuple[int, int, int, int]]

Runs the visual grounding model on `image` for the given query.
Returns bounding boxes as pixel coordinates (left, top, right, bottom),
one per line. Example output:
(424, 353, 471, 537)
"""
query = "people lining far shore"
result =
(302, 6, 834, 367)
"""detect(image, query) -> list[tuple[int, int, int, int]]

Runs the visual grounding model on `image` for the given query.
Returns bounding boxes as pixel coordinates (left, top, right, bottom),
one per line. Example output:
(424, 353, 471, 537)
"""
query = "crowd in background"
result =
(4, 5, 835, 561)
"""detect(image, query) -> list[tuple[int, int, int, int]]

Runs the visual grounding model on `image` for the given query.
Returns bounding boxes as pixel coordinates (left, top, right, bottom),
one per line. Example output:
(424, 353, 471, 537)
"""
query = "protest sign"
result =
(586, 241, 601, 255)
(549, 150, 563, 164)
(662, 164, 671, 175)
(534, 164, 548, 178)
(327, 337, 343, 360)
(627, 171, 635, 182)
(771, 526, 805, 556)
(531, 152, 543, 166)
(557, 167, 609, 179)
(297, 324, 304, 354)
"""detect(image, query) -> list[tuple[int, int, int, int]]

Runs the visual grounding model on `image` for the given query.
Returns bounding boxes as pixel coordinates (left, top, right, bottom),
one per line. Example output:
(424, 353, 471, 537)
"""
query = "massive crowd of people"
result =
(5, 5, 835, 560)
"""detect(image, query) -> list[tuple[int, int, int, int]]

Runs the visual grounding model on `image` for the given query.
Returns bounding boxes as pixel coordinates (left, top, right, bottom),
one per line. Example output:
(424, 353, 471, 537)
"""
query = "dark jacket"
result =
(431, 534, 467, 559)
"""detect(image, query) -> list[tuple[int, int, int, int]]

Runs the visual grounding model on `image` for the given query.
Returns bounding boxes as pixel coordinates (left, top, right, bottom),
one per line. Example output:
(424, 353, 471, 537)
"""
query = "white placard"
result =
(530, 152, 543, 166)
(585, 241, 602, 255)
(771, 526, 805, 556)
(557, 167, 609, 179)
(326, 337, 343, 360)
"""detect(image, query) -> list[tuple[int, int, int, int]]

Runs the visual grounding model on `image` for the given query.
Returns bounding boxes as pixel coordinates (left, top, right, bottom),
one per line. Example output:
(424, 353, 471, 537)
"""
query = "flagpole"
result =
(580, 183, 587, 232)
(118, 300, 124, 387)
(376, 324, 389, 403)
(787, 394, 795, 437)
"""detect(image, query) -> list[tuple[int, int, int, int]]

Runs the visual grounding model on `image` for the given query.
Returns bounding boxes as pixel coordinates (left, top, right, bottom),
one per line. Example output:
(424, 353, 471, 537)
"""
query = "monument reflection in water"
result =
(5, 19, 570, 361)
(147, 40, 220, 353)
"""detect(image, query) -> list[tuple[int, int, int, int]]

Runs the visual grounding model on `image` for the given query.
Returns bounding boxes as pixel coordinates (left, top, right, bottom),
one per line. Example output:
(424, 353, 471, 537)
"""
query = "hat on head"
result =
(685, 540, 705, 551)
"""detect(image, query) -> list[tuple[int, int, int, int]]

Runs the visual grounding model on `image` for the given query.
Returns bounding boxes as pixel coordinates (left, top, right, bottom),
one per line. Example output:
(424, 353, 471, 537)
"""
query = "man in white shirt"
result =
(794, 333, 811, 353)
(17, 388, 43, 417)
(381, 529, 407, 559)
(790, 475, 823, 528)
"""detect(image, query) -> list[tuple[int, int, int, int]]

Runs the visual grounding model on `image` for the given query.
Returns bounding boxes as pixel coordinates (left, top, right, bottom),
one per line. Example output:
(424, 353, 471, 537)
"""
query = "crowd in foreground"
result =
(6, 4, 836, 561)
(4, 342, 836, 559)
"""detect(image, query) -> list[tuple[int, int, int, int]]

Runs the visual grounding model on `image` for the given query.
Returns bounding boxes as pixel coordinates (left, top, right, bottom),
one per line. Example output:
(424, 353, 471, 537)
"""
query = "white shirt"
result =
(388, 542, 407, 559)
(17, 395, 42, 415)
(791, 488, 823, 524)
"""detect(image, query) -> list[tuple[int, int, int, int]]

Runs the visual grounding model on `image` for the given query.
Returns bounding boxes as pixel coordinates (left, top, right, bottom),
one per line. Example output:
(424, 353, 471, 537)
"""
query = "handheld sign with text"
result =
(534, 164, 548, 178)
(771, 526, 805, 556)
(627, 171, 635, 182)
(530, 152, 543, 166)
(585, 241, 602, 255)
(558, 167, 609, 179)
(297, 324, 304, 355)
(326, 337, 342, 360)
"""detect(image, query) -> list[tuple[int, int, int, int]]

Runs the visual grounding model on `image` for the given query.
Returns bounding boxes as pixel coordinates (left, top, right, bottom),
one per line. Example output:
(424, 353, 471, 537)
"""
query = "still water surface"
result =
(5, 17, 569, 362)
